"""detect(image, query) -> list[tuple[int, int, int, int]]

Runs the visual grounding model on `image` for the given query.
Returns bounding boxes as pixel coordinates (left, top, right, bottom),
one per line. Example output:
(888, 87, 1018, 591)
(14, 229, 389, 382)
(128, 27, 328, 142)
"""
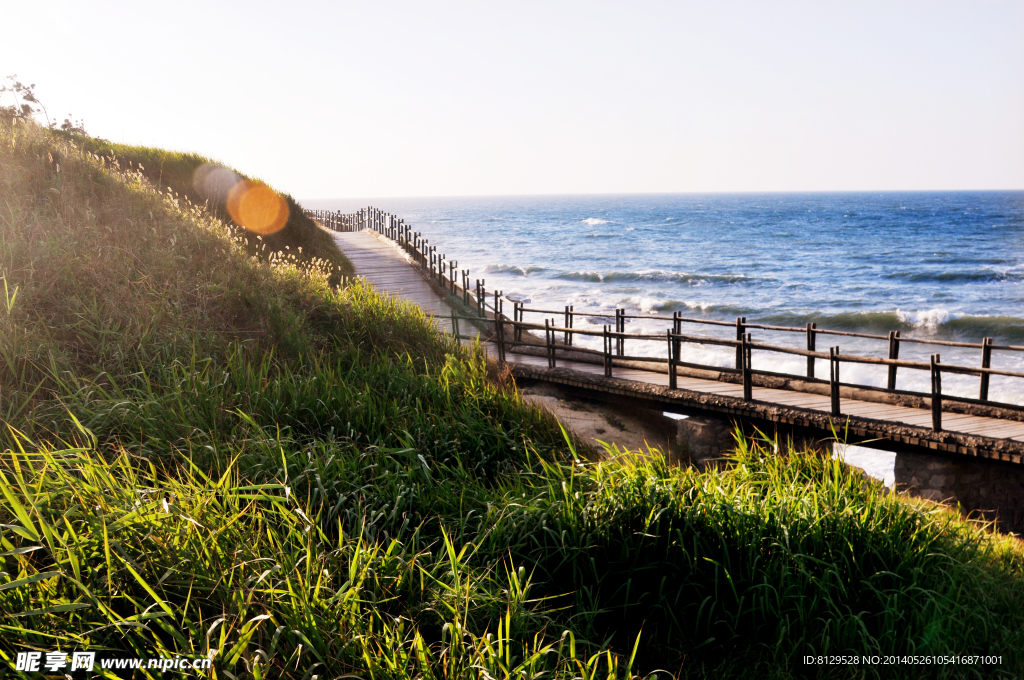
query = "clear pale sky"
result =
(3, 1, 1022, 197)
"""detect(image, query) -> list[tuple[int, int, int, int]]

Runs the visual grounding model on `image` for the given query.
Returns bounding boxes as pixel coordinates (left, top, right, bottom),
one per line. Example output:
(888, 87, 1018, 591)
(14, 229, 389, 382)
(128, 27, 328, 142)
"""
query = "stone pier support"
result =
(675, 415, 736, 469)
(674, 414, 834, 469)
(894, 451, 1024, 534)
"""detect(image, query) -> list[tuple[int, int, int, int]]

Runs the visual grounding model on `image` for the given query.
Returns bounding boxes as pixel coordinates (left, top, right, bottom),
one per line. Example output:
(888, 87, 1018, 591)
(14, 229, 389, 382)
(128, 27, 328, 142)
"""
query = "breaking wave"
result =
(480, 264, 547, 276)
(756, 309, 1024, 342)
(555, 270, 757, 285)
(884, 270, 1024, 284)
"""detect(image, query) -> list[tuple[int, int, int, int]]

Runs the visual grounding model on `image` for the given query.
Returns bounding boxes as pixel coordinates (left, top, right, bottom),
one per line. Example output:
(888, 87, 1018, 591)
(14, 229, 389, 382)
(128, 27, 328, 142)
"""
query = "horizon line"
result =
(299, 188, 1024, 202)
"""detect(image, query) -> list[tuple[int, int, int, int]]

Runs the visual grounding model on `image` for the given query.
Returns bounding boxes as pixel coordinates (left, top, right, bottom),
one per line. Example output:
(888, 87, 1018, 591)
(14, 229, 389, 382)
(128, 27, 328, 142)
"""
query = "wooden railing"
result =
(307, 207, 1024, 434)
(306, 209, 362, 232)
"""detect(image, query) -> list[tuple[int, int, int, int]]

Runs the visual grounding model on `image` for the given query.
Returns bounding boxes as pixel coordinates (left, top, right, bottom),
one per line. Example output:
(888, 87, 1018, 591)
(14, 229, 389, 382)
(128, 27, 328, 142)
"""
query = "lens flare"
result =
(226, 180, 289, 235)
(192, 163, 240, 203)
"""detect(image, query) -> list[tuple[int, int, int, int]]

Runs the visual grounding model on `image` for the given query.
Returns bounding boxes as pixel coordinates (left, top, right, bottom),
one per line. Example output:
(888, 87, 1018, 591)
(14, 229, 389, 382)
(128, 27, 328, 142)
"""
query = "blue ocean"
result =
(307, 192, 1024, 412)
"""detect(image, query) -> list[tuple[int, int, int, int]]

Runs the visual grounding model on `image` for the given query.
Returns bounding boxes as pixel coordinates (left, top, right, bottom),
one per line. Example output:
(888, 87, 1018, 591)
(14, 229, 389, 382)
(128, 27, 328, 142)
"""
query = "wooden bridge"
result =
(308, 207, 1024, 466)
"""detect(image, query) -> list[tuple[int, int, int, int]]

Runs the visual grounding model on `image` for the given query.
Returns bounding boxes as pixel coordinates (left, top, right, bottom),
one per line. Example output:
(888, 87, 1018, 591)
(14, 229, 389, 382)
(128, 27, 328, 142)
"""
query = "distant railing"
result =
(307, 206, 1024, 434)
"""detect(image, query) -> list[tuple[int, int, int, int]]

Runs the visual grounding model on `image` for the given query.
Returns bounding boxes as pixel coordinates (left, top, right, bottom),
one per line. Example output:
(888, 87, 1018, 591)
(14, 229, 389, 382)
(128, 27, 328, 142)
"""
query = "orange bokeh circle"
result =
(227, 180, 289, 235)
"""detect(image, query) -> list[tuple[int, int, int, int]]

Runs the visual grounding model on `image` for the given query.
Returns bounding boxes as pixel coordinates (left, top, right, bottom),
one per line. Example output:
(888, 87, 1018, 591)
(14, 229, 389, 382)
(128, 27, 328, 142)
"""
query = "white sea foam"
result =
(581, 217, 609, 226)
(896, 308, 952, 329)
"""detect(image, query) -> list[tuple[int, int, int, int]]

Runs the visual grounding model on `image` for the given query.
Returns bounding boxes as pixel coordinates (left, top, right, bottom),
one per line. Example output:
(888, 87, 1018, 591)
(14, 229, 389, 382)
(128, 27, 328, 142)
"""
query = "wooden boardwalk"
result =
(334, 231, 458, 335)
(332, 228, 1024, 463)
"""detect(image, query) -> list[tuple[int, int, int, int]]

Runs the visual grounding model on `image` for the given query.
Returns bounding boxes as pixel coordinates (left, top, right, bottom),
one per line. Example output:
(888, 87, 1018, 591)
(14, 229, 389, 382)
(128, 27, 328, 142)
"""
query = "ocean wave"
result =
(920, 256, 1015, 266)
(481, 264, 547, 276)
(581, 217, 610, 226)
(583, 233, 617, 239)
(624, 297, 720, 314)
(756, 309, 1024, 342)
(558, 293, 750, 318)
(895, 308, 949, 329)
(884, 270, 1023, 284)
(554, 269, 757, 285)
(940, 315, 1024, 342)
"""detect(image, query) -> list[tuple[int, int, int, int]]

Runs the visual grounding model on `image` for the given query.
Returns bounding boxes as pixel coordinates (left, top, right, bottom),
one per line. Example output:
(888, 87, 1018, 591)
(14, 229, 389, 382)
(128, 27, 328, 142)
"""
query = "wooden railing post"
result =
(496, 314, 506, 364)
(667, 330, 677, 390)
(806, 322, 816, 378)
(545, 319, 556, 368)
(615, 309, 624, 356)
(673, 312, 682, 373)
(830, 347, 841, 416)
(931, 354, 942, 431)
(742, 333, 752, 401)
(735, 316, 746, 370)
(887, 330, 900, 391)
(979, 337, 993, 402)
(564, 306, 572, 345)
(514, 302, 522, 342)
(603, 326, 612, 377)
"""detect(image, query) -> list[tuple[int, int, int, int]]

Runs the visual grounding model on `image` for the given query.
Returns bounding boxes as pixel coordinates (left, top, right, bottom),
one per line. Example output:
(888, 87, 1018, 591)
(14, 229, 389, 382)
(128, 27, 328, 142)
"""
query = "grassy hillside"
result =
(2, 119, 1024, 679)
(76, 136, 352, 285)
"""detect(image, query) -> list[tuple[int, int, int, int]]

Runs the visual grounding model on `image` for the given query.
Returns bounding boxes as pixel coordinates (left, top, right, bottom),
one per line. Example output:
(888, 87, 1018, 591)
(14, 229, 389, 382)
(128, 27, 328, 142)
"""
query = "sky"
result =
(2, 0, 1022, 198)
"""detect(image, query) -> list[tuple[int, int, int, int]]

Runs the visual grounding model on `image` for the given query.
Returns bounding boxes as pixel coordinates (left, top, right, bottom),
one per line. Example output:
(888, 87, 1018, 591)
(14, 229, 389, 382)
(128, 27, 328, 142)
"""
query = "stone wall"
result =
(894, 451, 1024, 534)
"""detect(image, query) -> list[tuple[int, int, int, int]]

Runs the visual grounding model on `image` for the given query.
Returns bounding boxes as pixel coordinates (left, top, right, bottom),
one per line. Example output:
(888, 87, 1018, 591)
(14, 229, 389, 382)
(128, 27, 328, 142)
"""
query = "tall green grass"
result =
(4, 425, 1024, 678)
(3, 118, 1024, 679)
